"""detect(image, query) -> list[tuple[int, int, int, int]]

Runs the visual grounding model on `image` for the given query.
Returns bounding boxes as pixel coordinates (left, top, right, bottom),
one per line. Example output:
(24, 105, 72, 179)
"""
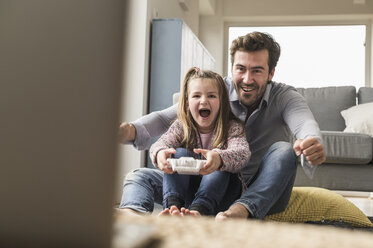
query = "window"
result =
(228, 25, 366, 89)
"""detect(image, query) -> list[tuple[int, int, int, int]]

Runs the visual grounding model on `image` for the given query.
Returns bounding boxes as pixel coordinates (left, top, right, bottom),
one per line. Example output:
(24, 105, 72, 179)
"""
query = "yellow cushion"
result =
(265, 187, 373, 227)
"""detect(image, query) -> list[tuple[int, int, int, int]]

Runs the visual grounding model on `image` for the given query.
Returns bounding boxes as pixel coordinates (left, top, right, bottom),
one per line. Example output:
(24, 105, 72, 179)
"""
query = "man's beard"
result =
(234, 80, 270, 108)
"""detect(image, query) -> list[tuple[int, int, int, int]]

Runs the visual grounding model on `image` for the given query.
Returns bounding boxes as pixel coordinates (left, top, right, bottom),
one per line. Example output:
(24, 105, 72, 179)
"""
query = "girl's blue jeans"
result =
(119, 141, 297, 219)
(162, 148, 240, 215)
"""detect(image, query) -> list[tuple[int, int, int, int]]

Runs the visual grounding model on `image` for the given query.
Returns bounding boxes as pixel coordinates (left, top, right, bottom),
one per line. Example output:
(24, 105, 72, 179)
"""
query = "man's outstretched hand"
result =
(118, 122, 136, 143)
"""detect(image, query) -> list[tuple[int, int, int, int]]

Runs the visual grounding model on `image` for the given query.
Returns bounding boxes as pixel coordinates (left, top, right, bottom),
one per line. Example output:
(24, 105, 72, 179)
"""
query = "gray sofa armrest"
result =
(322, 131, 372, 164)
(358, 87, 373, 104)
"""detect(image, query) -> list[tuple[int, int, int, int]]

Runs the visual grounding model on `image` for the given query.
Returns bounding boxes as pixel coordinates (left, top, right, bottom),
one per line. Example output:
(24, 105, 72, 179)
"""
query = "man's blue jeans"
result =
(119, 141, 297, 219)
(163, 148, 239, 215)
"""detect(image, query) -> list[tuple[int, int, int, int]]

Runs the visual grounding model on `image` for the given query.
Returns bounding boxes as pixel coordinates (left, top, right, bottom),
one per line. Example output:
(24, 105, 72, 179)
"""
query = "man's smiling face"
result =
(231, 49, 274, 109)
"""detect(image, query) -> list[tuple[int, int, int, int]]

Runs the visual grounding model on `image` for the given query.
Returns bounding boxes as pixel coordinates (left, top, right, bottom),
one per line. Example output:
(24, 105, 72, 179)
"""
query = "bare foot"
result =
(181, 207, 201, 217)
(170, 205, 184, 217)
(215, 204, 249, 221)
(158, 208, 171, 216)
(158, 206, 185, 217)
(160, 206, 202, 217)
(115, 208, 142, 217)
(158, 206, 184, 217)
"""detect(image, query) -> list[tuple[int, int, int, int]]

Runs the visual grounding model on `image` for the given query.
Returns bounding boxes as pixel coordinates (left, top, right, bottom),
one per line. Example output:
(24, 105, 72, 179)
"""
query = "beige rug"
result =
(113, 213, 373, 248)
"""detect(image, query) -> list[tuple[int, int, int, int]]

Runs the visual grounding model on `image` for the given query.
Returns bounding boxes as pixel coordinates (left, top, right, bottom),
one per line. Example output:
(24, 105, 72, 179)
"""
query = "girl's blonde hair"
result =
(177, 67, 240, 149)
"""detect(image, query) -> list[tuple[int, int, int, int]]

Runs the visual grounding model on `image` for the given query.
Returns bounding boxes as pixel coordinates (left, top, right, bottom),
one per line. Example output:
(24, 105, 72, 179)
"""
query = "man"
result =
(118, 32, 326, 219)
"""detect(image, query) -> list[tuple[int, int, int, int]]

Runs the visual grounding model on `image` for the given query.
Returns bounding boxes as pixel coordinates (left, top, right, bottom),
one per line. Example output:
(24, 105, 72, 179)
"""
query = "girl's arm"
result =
(212, 121, 251, 173)
(149, 120, 183, 167)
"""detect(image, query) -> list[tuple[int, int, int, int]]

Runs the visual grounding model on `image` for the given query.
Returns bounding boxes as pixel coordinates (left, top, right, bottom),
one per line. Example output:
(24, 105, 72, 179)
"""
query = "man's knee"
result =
(124, 167, 148, 181)
(269, 141, 293, 152)
(266, 141, 297, 169)
(122, 167, 163, 208)
(124, 168, 159, 185)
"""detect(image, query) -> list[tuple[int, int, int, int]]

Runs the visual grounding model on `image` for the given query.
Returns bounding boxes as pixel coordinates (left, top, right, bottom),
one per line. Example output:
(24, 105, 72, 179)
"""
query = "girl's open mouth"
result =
(199, 109, 211, 117)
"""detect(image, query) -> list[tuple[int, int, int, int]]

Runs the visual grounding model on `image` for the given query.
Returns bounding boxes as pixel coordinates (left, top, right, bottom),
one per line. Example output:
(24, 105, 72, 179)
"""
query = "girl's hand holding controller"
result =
(156, 148, 176, 174)
(194, 148, 221, 175)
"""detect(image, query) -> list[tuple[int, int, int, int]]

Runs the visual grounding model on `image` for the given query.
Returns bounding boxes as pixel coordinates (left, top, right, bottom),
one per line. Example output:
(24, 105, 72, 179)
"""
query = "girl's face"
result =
(187, 78, 220, 134)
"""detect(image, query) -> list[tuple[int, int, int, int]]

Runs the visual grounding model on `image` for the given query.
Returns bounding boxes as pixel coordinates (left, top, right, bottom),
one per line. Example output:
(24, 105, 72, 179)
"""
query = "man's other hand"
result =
(293, 136, 326, 165)
(118, 122, 136, 143)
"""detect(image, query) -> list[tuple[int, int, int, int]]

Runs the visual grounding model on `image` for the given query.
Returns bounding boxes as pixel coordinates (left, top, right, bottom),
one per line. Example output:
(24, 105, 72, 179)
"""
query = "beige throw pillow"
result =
(341, 102, 373, 136)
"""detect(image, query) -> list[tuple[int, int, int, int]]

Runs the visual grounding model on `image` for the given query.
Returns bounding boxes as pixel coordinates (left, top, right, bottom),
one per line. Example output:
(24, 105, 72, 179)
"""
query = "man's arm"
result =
(118, 104, 178, 150)
(280, 89, 326, 165)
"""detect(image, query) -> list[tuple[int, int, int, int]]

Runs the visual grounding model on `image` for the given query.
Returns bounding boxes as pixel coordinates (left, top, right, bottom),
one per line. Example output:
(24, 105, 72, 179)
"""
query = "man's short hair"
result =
(230, 32, 281, 73)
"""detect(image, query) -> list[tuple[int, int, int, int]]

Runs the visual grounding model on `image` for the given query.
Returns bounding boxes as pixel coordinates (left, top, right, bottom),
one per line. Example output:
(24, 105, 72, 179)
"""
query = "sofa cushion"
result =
(358, 87, 373, 104)
(322, 131, 372, 164)
(341, 102, 373, 136)
(296, 86, 356, 131)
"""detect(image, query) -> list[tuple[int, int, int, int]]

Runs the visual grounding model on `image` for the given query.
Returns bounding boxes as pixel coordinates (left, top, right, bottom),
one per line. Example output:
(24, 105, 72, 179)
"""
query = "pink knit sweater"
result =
(150, 119, 251, 173)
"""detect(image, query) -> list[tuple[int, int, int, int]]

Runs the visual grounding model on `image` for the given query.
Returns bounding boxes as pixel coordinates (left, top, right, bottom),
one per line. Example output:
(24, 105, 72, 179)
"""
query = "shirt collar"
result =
(261, 81, 272, 107)
(226, 77, 239, 103)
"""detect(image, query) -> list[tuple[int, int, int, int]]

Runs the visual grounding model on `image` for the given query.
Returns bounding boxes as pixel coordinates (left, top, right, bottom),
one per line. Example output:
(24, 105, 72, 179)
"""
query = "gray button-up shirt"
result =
(130, 79, 321, 183)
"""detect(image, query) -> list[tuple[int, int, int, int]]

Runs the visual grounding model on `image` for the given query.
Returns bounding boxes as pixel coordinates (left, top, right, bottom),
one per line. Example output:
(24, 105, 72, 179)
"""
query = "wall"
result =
(223, 0, 373, 17)
(117, 0, 148, 201)
(148, 0, 200, 35)
(199, 0, 225, 74)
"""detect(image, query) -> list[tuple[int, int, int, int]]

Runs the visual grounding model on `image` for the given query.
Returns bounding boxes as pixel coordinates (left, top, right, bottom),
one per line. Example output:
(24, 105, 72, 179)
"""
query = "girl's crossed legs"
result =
(162, 148, 241, 216)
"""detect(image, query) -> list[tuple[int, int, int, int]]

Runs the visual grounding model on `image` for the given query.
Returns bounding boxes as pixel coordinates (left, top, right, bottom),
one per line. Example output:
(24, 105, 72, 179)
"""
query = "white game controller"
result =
(167, 157, 207, 175)
(300, 154, 318, 179)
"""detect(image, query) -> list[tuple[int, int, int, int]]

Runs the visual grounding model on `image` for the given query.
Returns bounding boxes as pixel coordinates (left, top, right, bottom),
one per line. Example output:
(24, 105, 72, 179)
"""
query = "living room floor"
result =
(122, 191, 373, 217)
(336, 191, 373, 216)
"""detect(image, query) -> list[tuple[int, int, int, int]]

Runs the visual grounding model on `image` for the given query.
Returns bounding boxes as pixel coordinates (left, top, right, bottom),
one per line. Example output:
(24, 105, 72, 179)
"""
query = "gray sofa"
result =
(294, 86, 373, 192)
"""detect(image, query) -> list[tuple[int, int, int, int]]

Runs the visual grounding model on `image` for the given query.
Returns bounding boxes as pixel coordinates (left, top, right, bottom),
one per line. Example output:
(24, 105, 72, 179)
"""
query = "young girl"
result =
(150, 67, 250, 216)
